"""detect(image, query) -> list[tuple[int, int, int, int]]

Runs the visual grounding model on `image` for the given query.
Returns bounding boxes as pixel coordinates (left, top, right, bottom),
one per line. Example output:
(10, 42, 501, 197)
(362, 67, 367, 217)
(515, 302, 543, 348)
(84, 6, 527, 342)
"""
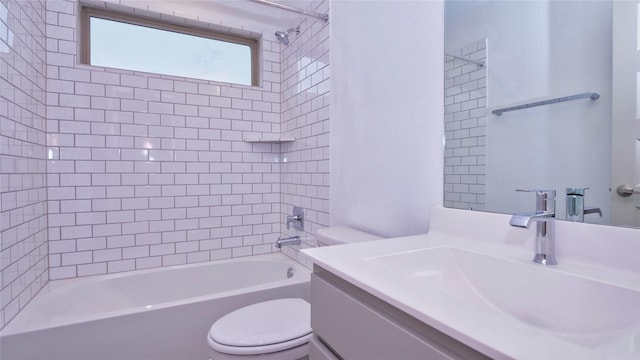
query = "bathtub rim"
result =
(1, 252, 310, 336)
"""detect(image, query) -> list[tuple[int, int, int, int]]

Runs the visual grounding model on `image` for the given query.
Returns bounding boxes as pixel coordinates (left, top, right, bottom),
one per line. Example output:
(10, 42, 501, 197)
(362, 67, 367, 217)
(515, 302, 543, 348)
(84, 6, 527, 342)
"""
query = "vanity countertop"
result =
(301, 206, 640, 360)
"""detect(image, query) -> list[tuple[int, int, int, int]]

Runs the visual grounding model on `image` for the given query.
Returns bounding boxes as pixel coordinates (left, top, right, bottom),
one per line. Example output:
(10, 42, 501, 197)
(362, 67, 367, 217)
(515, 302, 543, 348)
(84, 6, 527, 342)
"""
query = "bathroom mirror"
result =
(444, 0, 640, 228)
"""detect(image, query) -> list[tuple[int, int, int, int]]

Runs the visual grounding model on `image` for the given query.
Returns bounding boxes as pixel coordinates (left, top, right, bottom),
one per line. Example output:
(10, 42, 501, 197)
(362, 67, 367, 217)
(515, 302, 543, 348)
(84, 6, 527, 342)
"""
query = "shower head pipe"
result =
(249, 0, 329, 23)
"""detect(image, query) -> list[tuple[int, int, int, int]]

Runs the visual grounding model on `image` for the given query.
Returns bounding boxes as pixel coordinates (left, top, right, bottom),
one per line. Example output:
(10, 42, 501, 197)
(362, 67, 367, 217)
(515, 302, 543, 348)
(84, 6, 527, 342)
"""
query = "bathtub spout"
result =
(276, 236, 301, 248)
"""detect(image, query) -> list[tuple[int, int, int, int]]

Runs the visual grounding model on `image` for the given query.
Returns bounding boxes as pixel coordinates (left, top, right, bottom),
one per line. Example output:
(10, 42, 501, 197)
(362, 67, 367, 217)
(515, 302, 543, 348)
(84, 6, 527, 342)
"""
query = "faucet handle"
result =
(515, 189, 556, 213)
(286, 206, 304, 231)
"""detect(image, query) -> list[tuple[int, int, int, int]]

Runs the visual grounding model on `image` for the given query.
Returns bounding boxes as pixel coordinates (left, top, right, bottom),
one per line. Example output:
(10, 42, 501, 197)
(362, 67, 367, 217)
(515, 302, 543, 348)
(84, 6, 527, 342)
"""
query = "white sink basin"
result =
(366, 246, 640, 347)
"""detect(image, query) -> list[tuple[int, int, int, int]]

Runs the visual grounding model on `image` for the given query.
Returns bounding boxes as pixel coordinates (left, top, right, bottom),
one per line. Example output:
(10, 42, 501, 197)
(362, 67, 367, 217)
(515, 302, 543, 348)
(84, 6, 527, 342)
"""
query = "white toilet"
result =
(206, 226, 381, 360)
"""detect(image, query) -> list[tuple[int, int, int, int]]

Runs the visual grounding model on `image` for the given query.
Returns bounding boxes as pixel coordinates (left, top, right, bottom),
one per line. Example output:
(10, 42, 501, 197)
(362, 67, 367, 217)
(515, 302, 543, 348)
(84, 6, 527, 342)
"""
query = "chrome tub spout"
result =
(276, 236, 301, 249)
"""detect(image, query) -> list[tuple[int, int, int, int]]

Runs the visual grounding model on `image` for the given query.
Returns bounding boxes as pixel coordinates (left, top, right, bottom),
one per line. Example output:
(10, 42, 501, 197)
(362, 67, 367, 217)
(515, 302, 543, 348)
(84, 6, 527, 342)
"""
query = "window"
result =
(80, 7, 258, 86)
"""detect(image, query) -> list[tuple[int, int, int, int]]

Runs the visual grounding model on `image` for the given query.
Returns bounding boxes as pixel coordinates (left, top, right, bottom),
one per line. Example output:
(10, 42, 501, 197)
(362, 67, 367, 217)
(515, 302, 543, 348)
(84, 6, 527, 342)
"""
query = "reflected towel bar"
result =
(445, 53, 485, 67)
(492, 92, 600, 116)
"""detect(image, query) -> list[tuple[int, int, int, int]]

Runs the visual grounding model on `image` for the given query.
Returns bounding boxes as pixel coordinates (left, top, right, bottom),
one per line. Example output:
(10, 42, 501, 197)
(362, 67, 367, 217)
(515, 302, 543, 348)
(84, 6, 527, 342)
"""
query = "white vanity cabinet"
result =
(309, 266, 489, 360)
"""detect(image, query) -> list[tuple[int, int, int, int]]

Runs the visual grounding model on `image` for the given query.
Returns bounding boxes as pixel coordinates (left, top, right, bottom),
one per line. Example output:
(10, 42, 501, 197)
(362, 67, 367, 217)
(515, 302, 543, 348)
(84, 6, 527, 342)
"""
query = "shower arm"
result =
(249, 0, 329, 23)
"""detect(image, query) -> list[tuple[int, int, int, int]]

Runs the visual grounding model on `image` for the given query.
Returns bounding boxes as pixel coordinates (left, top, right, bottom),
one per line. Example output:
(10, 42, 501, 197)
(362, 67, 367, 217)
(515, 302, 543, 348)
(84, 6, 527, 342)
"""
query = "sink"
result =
(366, 246, 640, 347)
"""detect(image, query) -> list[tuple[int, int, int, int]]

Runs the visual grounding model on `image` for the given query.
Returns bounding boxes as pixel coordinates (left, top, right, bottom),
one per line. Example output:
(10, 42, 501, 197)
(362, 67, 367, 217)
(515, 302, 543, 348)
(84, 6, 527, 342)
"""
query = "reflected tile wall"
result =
(443, 39, 487, 211)
(0, 0, 49, 329)
(279, 0, 330, 267)
(45, 0, 284, 280)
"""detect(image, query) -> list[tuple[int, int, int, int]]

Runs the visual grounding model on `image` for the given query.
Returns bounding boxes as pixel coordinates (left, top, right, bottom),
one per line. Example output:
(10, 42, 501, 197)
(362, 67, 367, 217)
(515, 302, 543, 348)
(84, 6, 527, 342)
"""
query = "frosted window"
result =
(88, 16, 254, 86)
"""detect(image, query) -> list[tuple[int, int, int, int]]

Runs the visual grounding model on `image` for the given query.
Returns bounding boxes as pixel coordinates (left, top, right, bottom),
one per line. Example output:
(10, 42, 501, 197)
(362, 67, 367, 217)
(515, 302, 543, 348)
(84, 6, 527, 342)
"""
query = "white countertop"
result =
(302, 207, 640, 360)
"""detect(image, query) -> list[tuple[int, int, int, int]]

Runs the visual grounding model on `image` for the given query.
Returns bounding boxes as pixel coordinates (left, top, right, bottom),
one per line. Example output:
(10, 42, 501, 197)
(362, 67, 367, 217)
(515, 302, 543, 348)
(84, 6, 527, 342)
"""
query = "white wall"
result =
(446, 1, 612, 223)
(330, 1, 444, 238)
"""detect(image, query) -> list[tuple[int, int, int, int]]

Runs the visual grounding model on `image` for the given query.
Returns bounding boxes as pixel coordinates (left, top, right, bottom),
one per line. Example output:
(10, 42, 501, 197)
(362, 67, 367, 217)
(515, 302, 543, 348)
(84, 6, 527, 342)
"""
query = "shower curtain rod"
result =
(249, 0, 329, 22)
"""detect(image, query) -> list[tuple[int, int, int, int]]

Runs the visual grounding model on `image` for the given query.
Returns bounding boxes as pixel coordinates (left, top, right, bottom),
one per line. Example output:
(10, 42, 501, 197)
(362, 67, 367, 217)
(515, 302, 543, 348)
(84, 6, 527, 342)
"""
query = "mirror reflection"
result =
(444, 0, 640, 228)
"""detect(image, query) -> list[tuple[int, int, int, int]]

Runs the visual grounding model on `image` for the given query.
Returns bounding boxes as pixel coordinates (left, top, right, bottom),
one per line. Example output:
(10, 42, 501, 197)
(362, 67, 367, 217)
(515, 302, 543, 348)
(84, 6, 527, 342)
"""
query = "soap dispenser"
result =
(566, 187, 602, 222)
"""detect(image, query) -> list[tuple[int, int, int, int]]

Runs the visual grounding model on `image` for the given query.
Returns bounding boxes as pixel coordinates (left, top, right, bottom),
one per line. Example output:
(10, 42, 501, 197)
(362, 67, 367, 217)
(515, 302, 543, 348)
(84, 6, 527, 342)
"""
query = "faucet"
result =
(276, 236, 301, 248)
(509, 189, 557, 265)
(566, 187, 602, 222)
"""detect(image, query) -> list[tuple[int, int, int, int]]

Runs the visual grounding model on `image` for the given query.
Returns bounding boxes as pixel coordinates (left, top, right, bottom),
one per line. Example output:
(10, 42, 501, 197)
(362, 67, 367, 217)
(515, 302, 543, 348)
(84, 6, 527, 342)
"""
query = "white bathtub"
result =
(0, 253, 310, 360)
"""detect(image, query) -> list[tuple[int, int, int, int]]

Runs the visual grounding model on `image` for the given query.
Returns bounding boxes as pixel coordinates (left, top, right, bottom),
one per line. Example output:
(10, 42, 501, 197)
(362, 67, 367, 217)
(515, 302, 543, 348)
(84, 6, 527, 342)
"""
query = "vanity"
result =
(301, 207, 640, 359)
(307, 265, 488, 360)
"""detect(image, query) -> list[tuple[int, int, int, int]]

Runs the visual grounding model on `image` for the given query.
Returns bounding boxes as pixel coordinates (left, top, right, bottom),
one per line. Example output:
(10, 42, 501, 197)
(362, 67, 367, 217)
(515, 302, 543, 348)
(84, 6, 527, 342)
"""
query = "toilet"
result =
(206, 226, 382, 360)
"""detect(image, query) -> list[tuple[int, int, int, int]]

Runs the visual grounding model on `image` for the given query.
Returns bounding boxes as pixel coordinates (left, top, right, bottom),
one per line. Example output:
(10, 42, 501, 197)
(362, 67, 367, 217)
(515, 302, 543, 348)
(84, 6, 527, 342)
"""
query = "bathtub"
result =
(0, 253, 310, 360)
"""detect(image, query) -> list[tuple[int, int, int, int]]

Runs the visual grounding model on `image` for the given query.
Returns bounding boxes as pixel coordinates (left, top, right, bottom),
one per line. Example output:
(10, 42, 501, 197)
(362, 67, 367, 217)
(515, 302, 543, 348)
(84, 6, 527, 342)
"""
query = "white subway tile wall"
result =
(45, 0, 285, 280)
(0, 0, 50, 329)
(0, 0, 332, 329)
(444, 39, 487, 211)
(279, 1, 330, 267)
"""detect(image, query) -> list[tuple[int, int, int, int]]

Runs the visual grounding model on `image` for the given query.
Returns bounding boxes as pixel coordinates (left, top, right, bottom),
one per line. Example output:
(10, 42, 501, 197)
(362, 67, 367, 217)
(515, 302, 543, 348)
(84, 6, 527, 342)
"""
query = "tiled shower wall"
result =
(0, 0, 49, 328)
(444, 39, 486, 211)
(279, 0, 330, 266)
(45, 0, 286, 280)
(0, 0, 331, 328)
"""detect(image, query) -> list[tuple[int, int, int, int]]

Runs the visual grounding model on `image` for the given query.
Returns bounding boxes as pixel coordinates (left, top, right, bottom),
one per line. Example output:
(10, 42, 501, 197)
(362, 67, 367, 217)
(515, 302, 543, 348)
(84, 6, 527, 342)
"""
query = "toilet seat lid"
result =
(209, 298, 311, 348)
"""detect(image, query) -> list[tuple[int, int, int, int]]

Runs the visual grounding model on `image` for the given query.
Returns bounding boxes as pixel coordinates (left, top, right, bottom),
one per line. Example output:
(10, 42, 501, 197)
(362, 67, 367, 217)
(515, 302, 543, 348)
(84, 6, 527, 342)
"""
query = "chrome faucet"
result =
(286, 206, 304, 231)
(566, 187, 602, 222)
(276, 236, 301, 248)
(509, 189, 557, 265)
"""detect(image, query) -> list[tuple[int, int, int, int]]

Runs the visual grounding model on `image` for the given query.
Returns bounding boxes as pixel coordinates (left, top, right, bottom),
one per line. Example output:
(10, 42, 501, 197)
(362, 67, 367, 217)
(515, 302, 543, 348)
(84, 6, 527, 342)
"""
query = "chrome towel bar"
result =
(492, 92, 600, 116)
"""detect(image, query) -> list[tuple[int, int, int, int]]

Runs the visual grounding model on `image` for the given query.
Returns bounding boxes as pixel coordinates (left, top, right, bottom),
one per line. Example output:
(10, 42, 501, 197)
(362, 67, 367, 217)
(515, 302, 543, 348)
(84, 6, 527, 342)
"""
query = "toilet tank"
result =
(315, 226, 382, 247)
